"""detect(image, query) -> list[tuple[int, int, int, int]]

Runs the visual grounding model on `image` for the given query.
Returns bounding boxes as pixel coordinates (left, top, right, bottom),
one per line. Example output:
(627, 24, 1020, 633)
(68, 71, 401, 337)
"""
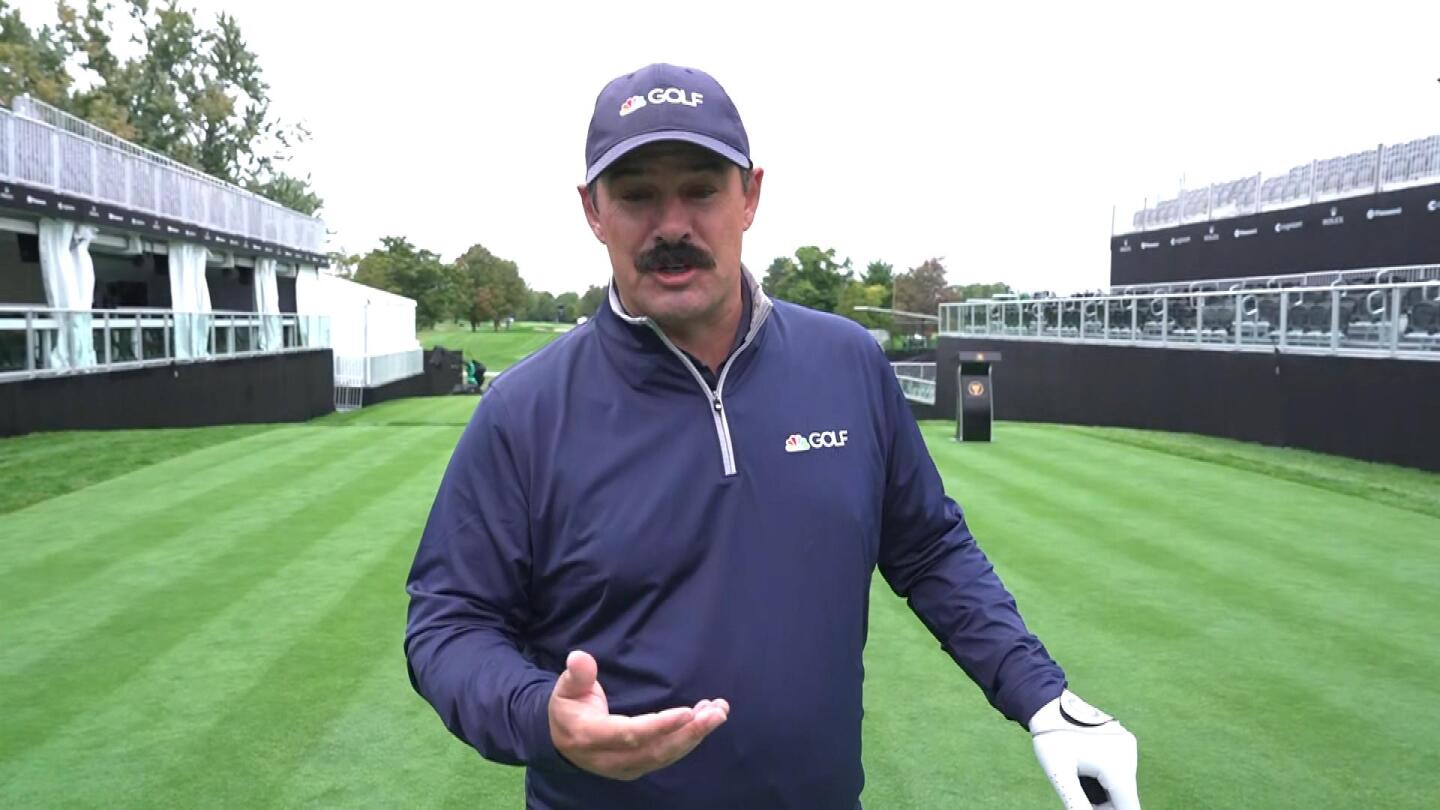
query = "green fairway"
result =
(2, 408, 1437, 807)
(419, 321, 571, 372)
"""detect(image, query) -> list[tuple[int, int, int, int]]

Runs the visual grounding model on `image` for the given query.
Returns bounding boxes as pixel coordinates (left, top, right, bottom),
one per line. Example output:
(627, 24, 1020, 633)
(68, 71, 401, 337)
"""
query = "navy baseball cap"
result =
(584, 63, 751, 184)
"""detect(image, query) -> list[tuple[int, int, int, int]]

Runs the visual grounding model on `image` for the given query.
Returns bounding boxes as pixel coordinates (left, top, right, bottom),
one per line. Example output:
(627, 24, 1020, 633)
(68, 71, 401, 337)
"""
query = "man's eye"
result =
(687, 186, 717, 199)
(620, 190, 654, 203)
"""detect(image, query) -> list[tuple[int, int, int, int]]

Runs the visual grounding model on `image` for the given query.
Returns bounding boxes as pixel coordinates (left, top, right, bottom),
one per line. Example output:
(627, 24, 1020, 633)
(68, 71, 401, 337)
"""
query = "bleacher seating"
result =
(1129, 135, 1440, 231)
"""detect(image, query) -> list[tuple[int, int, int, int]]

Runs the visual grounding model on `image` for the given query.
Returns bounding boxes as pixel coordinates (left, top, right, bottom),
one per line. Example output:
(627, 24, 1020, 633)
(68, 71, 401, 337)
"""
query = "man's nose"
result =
(653, 195, 691, 244)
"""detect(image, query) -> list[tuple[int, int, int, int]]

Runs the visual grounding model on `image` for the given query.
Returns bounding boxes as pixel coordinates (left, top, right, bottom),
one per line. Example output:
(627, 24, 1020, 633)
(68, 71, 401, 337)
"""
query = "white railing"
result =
(0, 305, 329, 381)
(333, 348, 423, 388)
(939, 281, 1440, 361)
(1126, 134, 1440, 232)
(892, 361, 937, 404)
(1, 97, 324, 255)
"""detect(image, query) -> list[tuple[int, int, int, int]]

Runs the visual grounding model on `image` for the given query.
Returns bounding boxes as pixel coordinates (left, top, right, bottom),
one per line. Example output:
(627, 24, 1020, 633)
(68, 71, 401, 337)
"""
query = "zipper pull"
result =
(712, 395, 723, 413)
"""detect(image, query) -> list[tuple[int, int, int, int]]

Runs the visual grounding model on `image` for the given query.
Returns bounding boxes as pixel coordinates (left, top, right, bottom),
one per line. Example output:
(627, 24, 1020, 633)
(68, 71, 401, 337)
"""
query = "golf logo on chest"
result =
(784, 429, 849, 454)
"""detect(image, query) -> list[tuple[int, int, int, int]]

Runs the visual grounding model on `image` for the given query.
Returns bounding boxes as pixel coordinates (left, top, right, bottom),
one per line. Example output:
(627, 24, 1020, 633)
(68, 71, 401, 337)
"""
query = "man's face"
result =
(580, 142, 763, 330)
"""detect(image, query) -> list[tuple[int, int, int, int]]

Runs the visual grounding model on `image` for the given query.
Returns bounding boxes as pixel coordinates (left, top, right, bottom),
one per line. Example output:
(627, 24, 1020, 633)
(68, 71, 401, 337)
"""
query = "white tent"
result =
(296, 273, 420, 387)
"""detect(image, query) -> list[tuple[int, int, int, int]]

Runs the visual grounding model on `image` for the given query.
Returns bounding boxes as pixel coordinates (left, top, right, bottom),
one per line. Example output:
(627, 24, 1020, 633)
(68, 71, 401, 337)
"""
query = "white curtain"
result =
(38, 218, 98, 370)
(253, 257, 282, 351)
(294, 265, 328, 348)
(168, 241, 213, 359)
(71, 226, 99, 367)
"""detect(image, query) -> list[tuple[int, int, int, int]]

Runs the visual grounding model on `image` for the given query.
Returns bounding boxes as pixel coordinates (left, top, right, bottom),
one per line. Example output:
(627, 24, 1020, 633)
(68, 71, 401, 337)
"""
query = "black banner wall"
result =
(1111, 182, 1440, 286)
(0, 350, 334, 437)
(935, 337, 1440, 473)
(0, 180, 327, 265)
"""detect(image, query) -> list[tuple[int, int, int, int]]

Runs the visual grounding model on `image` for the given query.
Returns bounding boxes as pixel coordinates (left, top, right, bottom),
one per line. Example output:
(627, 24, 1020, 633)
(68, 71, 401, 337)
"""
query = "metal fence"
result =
(892, 361, 937, 404)
(1126, 134, 1440, 233)
(2, 97, 324, 255)
(939, 281, 1440, 360)
(0, 305, 327, 381)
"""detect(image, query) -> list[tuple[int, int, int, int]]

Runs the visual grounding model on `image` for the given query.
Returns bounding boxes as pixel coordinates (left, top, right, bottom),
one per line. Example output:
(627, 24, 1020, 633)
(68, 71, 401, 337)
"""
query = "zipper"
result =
(643, 325, 741, 476)
(608, 279, 772, 477)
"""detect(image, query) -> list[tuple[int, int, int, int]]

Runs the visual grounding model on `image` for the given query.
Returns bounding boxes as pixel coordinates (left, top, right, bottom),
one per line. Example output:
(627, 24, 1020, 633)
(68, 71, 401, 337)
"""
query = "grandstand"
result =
(1127, 135, 1440, 231)
(1113, 134, 1440, 286)
(0, 96, 423, 434)
(896, 136, 1440, 473)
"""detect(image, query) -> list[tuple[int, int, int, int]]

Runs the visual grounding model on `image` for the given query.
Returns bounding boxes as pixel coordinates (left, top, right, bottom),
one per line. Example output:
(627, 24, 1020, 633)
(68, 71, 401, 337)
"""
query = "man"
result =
(405, 63, 1140, 809)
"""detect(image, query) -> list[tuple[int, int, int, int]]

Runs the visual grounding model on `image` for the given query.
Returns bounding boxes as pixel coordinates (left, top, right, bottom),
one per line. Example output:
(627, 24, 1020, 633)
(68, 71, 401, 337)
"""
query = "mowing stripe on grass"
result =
(2, 406, 1436, 808)
(985, 426, 1440, 616)
(0, 427, 380, 639)
(0, 424, 275, 515)
(933, 427, 1438, 698)
(914, 423, 1440, 807)
(0, 428, 365, 617)
(0, 426, 342, 571)
(4, 428, 456, 807)
(0, 428, 429, 767)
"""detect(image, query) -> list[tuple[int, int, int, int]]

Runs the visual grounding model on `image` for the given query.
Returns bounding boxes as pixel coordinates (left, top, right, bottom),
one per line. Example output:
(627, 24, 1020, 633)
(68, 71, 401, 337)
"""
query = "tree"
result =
(555, 291, 580, 323)
(526, 290, 558, 322)
(451, 243, 527, 331)
(862, 261, 894, 306)
(247, 172, 323, 216)
(21, 0, 324, 211)
(761, 247, 852, 312)
(953, 281, 1014, 301)
(836, 282, 889, 329)
(0, 2, 73, 107)
(894, 257, 950, 318)
(354, 237, 450, 329)
(578, 284, 607, 318)
(325, 250, 359, 279)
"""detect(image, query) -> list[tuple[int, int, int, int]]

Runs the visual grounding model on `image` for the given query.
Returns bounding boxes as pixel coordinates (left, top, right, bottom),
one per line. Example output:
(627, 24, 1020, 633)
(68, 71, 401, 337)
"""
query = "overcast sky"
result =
(14, 0, 1440, 294)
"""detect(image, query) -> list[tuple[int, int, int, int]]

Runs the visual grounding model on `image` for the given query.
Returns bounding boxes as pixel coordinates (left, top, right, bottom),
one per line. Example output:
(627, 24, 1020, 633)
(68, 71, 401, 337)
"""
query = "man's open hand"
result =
(548, 650, 729, 781)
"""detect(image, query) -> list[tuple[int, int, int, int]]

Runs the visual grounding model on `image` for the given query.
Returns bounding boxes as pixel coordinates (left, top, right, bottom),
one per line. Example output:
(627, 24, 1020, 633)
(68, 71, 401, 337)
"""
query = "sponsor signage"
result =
(0, 179, 326, 263)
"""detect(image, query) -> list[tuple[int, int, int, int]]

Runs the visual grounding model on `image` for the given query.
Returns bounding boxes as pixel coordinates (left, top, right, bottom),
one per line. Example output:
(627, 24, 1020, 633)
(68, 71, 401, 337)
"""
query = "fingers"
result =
(1041, 767, 1096, 810)
(643, 699, 728, 764)
(587, 705, 698, 748)
(1096, 769, 1141, 810)
(589, 698, 727, 751)
(554, 650, 598, 700)
(554, 694, 730, 781)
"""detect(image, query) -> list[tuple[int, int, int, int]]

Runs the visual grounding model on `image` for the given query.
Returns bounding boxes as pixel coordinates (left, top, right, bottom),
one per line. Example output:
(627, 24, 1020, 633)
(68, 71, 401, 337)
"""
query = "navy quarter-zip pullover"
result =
(405, 272, 1065, 809)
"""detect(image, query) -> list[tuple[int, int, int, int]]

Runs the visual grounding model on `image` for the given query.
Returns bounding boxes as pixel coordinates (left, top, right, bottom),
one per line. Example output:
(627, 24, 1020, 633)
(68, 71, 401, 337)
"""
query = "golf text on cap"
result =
(619, 87, 704, 116)
(784, 430, 849, 453)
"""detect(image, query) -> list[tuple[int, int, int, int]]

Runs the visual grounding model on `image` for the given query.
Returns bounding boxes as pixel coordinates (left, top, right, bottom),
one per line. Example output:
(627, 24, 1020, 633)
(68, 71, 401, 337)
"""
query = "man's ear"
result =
(578, 184, 605, 244)
(742, 167, 764, 232)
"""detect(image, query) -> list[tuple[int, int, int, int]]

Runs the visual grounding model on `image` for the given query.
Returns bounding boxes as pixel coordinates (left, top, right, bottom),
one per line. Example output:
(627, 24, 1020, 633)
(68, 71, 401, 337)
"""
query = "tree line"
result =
(339, 236, 1012, 336)
(334, 237, 606, 331)
(761, 248, 1011, 334)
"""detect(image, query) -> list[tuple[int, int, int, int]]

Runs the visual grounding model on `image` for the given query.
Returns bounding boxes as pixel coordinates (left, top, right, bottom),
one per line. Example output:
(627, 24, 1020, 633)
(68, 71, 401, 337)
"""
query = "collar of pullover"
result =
(594, 265, 774, 394)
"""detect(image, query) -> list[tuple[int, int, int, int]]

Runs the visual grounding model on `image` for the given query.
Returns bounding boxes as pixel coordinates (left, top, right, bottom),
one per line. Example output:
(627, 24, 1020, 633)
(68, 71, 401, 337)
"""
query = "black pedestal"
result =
(955, 351, 1000, 442)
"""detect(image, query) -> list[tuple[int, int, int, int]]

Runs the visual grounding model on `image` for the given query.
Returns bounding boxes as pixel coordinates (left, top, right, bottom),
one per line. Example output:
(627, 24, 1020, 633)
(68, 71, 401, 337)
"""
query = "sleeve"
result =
(871, 347, 1066, 727)
(403, 387, 571, 770)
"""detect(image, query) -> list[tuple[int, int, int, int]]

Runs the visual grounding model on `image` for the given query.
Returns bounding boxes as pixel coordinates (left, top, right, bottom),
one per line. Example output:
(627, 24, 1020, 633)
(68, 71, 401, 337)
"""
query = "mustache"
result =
(635, 241, 716, 273)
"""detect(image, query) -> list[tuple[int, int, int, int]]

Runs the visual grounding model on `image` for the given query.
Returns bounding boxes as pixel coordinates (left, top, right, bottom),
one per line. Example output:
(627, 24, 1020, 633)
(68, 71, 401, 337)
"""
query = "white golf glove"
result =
(1029, 690, 1140, 809)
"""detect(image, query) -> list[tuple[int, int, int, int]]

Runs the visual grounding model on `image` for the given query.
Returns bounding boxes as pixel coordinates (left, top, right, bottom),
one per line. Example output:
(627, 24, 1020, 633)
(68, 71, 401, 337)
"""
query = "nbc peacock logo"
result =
(784, 434, 811, 454)
(619, 95, 647, 116)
